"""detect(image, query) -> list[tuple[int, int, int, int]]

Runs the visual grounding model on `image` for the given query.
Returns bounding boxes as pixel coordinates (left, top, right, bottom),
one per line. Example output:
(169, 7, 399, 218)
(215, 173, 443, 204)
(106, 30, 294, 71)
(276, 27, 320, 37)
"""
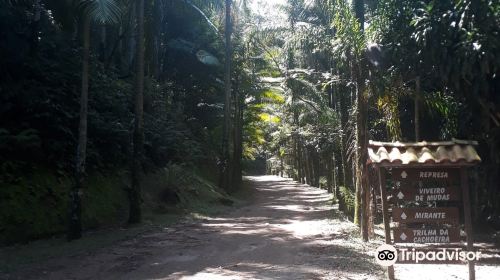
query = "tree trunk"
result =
(99, 25, 106, 62)
(280, 154, 284, 177)
(297, 142, 304, 183)
(29, 0, 42, 56)
(126, 3, 136, 76)
(118, 25, 125, 72)
(302, 146, 308, 184)
(129, 0, 145, 224)
(332, 153, 338, 195)
(68, 16, 91, 240)
(293, 138, 298, 181)
(368, 170, 375, 238)
(326, 155, 332, 192)
(232, 84, 243, 188)
(306, 150, 313, 186)
(219, 0, 233, 191)
(352, 0, 369, 241)
(313, 150, 320, 188)
(354, 70, 366, 226)
(304, 149, 310, 185)
(310, 150, 317, 187)
(337, 79, 351, 190)
(340, 133, 349, 188)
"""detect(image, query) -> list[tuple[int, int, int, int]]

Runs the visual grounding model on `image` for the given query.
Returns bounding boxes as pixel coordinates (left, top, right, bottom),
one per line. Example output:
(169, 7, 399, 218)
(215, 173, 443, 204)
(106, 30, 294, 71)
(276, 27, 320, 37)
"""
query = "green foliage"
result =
(0, 170, 70, 243)
(422, 91, 460, 139)
(0, 0, 239, 244)
(142, 164, 234, 216)
(0, 164, 232, 244)
(319, 176, 328, 189)
(2, 0, 499, 244)
(0, 169, 129, 244)
(261, 88, 285, 104)
(410, 0, 500, 93)
(339, 185, 355, 212)
(81, 171, 129, 229)
(332, 0, 366, 60)
(376, 94, 402, 141)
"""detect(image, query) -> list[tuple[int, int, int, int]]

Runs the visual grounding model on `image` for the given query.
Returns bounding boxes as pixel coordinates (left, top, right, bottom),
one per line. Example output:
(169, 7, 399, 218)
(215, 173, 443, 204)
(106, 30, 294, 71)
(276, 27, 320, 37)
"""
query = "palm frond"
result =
(78, 0, 122, 24)
(182, 0, 220, 36)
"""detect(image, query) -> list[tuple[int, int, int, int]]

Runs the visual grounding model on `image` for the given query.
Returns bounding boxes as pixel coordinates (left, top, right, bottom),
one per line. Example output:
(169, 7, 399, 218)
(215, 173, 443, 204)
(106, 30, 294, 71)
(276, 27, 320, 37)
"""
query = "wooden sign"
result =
(371, 144, 480, 280)
(393, 227, 461, 243)
(392, 207, 459, 224)
(393, 186, 461, 202)
(391, 168, 459, 182)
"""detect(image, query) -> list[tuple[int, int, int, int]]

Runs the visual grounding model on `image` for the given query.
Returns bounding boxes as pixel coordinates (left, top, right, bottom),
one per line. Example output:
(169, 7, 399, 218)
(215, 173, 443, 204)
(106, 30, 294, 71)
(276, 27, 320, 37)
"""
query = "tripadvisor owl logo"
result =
(375, 244, 397, 266)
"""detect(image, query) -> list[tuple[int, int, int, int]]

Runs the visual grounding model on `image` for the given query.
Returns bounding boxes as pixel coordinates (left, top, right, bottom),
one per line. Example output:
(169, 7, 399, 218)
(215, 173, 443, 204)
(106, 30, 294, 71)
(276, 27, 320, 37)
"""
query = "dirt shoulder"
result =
(0, 176, 383, 279)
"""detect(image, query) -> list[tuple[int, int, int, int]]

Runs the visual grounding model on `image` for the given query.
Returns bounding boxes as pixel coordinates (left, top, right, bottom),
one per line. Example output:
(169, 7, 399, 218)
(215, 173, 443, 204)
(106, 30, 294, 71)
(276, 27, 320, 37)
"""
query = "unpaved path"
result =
(7, 176, 498, 279)
(3, 176, 383, 280)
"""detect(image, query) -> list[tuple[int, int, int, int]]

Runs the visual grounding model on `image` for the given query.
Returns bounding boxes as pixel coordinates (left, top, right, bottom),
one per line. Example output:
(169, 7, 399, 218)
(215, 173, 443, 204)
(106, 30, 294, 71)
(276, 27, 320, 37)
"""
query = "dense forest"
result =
(0, 0, 499, 247)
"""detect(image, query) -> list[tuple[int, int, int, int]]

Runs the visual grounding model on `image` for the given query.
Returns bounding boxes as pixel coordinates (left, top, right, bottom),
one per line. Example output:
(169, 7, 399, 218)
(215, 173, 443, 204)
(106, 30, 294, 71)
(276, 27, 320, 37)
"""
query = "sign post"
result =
(367, 140, 481, 280)
(461, 167, 475, 280)
(377, 166, 395, 280)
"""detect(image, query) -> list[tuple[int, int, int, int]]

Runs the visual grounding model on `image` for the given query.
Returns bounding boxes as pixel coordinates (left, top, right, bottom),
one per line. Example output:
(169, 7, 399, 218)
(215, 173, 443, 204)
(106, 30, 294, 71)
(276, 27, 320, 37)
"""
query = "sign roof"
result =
(367, 139, 481, 166)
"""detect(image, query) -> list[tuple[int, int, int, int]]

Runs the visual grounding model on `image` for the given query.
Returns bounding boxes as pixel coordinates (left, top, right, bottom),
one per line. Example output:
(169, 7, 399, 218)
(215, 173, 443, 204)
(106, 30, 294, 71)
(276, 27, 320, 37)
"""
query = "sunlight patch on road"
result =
(395, 264, 500, 280)
(200, 216, 271, 222)
(274, 196, 331, 203)
(163, 262, 333, 280)
(265, 204, 303, 211)
(277, 220, 331, 238)
(245, 175, 293, 182)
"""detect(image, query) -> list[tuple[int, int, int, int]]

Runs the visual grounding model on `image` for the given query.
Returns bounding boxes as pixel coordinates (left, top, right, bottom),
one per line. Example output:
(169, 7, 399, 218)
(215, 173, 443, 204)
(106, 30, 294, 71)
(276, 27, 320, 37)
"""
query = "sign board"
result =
(391, 168, 459, 182)
(369, 141, 480, 280)
(393, 186, 461, 202)
(392, 207, 459, 224)
(393, 227, 461, 243)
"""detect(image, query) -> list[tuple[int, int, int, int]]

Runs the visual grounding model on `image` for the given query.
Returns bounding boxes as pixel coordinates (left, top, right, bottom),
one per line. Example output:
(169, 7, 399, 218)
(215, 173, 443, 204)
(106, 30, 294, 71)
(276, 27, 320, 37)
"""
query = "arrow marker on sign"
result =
(401, 171, 408, 179)
(397, 191, 404, 199)
(400, 232, 407, 241)
(401, 212, 407, 220)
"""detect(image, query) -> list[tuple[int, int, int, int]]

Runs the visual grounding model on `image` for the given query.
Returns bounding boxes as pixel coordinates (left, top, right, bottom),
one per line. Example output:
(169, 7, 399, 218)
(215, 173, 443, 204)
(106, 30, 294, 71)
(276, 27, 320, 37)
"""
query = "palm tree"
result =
(350, 0, 367, 240)
(69, 0, 121, 240)
(220, 0, 233, 191)
(129, 0, 144, 224)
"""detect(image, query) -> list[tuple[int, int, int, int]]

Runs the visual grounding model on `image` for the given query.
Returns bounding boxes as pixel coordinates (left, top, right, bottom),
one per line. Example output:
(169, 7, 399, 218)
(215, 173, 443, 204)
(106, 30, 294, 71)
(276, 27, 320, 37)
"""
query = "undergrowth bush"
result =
(142, 164, 233, 216)
(339, 185, 355, 212)
(0, 170, 128, 245)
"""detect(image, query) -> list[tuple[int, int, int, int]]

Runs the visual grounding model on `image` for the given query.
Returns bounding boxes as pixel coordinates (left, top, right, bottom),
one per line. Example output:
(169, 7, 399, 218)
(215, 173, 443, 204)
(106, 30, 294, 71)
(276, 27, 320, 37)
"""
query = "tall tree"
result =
(220, 0, 233, 191)
(351, 0, 369, 241)
(69, 0, 122, 240)
(232, 75, 243, 188)
(129, 0, 145, 224)
(69, 15, 90, 241)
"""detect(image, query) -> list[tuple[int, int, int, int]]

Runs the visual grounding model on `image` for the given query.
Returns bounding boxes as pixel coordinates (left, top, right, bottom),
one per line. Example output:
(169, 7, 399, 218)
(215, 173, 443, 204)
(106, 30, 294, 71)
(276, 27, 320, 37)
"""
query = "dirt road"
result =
(3, 176, 383, 280)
